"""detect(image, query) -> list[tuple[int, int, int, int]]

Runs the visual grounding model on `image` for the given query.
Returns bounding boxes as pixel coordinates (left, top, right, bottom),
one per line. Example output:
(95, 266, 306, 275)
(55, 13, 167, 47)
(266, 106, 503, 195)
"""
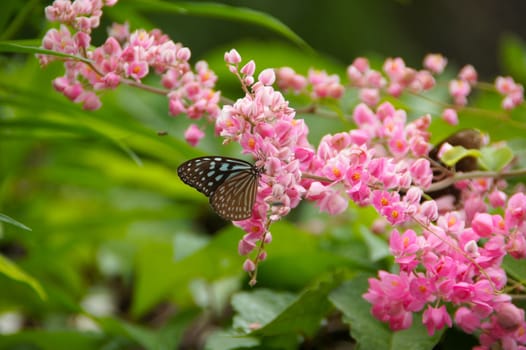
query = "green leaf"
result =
(360, 225, 390, 262)
(0, 254, 46, 300)
(118, 0, 312, 52)
(478, 145, 514, 171)
(330, 275, 443, 350)
(97, 317, 158, 349)
(131, 226, 245, 318)
(0, 213, 32, 231)
(440, 146, 481, 167)
(500, 34, 526, 84)
(0, 330, 104, 350)
(0, 41, 92, 63)
(204, 330, 260, 350)
(503, 255, 526, 285)
(253, 222, 361, 290)
(232, 289, 297, 332)
(253, 272, 345, 337)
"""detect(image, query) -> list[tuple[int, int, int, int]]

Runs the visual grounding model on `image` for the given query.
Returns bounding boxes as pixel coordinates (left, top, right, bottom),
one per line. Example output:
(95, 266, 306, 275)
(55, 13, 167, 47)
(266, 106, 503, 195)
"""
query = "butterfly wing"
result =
(177, 156, 260, 220)
(177, 156, 254, 196)
(210, 168, 259, 221)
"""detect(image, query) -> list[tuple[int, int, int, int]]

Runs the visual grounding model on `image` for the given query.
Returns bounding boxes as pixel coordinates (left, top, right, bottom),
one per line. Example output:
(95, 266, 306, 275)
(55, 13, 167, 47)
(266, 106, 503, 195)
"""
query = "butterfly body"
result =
(177, 156, 261, 221)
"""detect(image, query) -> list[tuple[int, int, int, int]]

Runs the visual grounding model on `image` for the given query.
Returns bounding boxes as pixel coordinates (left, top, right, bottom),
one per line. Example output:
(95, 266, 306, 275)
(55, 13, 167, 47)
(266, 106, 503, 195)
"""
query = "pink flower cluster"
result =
(39, 0, 220, 145)
(364, 191, 526, 348)
(37, 2, 526, 347)
(299, 102, 434, 224)
(496, 76, 524, 110)
(44, 0, 117, 34)
(218, 50, 310, 269)
(344, 56, 437, 106)
(276, 67, 344, 99)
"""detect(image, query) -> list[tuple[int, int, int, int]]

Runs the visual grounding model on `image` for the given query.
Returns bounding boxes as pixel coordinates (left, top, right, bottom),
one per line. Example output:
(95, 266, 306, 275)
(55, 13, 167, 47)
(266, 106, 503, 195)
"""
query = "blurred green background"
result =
(1, 1, 526, 349)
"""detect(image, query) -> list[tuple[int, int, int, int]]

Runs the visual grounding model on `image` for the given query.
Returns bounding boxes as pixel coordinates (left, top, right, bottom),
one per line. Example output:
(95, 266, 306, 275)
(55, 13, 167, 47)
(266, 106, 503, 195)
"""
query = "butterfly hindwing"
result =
(210, 168, 259, 221)
(177, 156, 260, 220)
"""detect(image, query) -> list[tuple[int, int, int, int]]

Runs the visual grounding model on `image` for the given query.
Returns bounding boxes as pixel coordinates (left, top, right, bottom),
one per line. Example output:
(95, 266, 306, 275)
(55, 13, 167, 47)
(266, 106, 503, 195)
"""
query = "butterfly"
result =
(177, 156, 262, 221)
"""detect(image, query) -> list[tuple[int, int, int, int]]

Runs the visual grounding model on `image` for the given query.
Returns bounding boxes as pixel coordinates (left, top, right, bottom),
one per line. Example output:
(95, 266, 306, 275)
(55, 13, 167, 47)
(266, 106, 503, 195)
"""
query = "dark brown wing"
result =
(177, 156, 254, 197)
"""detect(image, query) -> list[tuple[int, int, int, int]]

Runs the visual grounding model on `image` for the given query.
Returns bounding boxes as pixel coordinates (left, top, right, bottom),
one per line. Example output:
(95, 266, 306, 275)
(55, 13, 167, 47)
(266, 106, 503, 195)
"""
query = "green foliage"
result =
(0, 254, 46, 300)
(330, 276, 444, 350)
(478, 145, 514, 171)
(440, 146, 482, 167)
(1, 1, 526, 349)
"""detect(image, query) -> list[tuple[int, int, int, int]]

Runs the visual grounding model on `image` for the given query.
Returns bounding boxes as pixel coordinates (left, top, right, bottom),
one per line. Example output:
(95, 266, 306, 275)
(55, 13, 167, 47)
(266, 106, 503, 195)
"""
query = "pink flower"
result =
(451, 282, 475, 303)
(409, 158, 433, 188)
(224, 48, 242, 64)
(276, 67, 307, 93)
(383, 57, 406, 80)
(359, 88, 380, 106)
(472, 213, 494, 237)
(455, 307, 481, 333)
(449, 79, 471, 105)
(240, 60, 256, 76)
(108, 21, 130, 42)
(496, 76, 519, 94)
(419, 200, 439, 223)
(495, 302, 524, 331)
(387, 132, 409, 156)
(505, 193, 526, 228)
(408, 276, 435, 310)
(442, 108, 458, 125)
(390, 229, 420, 270)
(495, 76, 524, 110)
(422, 305, 452, 335)
(242, 259, 256, 272)
(389, 229, 419, 258)
(423, 53, 448, 74)
(76, 91, 101, 110)
(258, 68, 275, 86)
(184, 124, 205, 146)
(459, 64, 478, 85)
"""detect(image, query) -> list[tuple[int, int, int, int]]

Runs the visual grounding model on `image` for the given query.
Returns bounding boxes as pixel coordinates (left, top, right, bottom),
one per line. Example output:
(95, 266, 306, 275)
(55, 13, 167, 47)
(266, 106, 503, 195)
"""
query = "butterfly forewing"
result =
(177, 156, 260, 220)
(177, 156, 254, 195)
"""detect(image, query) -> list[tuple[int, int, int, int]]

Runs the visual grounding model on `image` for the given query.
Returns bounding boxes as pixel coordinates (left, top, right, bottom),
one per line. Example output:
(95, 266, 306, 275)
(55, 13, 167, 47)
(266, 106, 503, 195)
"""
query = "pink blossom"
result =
(184, 124, 205, 146)
(108, 21, 130, 42)
(224, 48, 242, 64)
(422, 305, 452, 335)
(390, 229, 419, 269)
(496, 76, 519, 95)
(419, 200, 439, 222)
(495, 76, 524, 110)
(506, 234, 526, 259)
(351, 57, 369, 74)
(77, 91, 101, 110)
(240, 60, 256, 76)
(126, 60, 149, 80)
(387, 131, 409, 156)
(442, 108, 459, 125)
(242, 258, 256, 272)
(472, 213, 494, 237)
(455, 307, 481, 333)
(506, 193, 526, 228)
(449, 79, 471, 105)
(258, 68, 275, 86)
(423, 53, 448, 74)
(383, 57, 406, 80)
(359, 88, 380, 106)
(495, 302, 524, 331)
(276, 67, 307, 93)
(408, 276, 435, 310)
(459, 64, 478, 85)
